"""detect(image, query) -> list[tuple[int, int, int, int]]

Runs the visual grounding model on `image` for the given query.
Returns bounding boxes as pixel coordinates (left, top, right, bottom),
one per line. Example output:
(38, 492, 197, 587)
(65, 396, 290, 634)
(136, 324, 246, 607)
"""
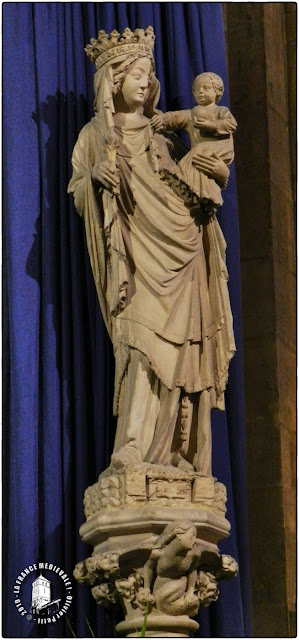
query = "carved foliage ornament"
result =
(73, 527, 238, 617)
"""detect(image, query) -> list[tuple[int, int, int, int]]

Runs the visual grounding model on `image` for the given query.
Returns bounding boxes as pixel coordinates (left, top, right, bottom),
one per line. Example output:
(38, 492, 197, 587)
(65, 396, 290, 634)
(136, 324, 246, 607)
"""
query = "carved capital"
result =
(74, 520, 238, 636)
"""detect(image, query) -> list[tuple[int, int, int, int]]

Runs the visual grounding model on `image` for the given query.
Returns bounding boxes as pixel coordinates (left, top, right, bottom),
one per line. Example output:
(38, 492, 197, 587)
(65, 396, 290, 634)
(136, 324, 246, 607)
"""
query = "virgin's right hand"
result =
(91, 162, 120, 191)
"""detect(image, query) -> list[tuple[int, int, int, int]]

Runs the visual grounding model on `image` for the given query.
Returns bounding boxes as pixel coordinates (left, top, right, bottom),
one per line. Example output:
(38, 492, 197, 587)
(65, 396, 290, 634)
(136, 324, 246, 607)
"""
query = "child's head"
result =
(192, 72, 224, 105)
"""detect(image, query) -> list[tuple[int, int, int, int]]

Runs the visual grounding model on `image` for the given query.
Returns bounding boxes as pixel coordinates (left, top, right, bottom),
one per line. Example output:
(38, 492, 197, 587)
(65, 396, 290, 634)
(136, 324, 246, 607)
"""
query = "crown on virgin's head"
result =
(85, 26, 155, 69)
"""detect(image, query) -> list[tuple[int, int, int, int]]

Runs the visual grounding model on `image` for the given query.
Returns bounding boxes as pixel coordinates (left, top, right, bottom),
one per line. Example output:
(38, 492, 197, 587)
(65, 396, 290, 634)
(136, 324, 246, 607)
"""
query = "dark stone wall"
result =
(224, 4, 296, 637)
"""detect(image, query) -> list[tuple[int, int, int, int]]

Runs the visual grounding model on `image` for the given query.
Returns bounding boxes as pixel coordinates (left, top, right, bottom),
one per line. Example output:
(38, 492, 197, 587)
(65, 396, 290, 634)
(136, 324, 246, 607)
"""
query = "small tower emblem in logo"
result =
(31, 573, 61, 616)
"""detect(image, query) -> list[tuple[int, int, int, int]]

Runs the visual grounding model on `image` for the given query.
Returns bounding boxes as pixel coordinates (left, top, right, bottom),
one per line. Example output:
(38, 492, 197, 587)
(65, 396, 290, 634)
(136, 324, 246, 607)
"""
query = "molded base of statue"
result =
(74, 464, 238, 637)
(116, 613, 199, 637)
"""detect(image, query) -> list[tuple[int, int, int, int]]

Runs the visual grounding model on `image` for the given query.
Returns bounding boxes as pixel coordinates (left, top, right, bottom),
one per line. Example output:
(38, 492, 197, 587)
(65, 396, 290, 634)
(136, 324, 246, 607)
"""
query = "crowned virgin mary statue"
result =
(68, 26, 235, 476)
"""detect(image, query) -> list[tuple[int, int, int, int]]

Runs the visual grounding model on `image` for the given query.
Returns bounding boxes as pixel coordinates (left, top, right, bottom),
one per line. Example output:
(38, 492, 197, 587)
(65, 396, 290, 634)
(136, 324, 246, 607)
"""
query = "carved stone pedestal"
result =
(116, 613, 199, 637)
(74, 464, 238, 637)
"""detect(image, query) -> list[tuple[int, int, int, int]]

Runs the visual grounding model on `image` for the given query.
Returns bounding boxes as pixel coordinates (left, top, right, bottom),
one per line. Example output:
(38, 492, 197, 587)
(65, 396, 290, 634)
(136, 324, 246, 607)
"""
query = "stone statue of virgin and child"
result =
(68, 27, 237, 478)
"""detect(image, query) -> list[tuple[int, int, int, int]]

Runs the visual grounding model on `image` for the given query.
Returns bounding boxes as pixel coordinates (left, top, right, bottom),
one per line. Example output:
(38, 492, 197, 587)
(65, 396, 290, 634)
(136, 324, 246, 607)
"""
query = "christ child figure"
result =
(151, 72, 237, 214)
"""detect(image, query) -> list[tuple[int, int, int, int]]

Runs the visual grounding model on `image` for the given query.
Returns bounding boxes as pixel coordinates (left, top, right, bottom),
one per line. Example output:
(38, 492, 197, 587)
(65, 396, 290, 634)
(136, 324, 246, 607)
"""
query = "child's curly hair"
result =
(192, 72, 224, 102)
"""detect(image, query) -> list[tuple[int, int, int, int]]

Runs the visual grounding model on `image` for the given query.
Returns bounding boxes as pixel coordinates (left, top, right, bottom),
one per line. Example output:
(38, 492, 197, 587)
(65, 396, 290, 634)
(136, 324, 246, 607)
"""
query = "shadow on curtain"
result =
(3, 3, 251, 637)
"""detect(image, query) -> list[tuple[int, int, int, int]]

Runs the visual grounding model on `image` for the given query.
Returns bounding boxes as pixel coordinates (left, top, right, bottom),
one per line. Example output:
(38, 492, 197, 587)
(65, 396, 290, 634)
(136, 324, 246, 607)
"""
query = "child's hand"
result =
(193, 117, 217, 133)
(151, 114, 166, 131)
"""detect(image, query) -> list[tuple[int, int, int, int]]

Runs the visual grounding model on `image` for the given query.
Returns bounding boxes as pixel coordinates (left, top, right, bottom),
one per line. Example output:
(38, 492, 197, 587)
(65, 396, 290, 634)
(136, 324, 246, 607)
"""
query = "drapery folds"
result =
(3, 3, 251, 637)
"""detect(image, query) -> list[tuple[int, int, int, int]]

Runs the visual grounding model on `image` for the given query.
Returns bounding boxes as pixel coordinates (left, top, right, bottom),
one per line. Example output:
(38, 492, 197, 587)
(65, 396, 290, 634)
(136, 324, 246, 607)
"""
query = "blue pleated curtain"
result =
(3, 3, 251, 637)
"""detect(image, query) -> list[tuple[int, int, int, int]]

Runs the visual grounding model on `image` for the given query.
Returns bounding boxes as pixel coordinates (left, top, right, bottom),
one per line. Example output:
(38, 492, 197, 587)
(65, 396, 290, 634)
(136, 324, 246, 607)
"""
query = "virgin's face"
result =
(121, 57, 151, 110)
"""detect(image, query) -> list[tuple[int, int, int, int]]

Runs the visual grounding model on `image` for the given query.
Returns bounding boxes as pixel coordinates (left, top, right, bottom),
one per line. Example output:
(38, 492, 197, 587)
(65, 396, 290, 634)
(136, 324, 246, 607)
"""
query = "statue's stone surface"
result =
(68, 25, 236, 476)
(76, 465, 236, 636)
(75, 516, 238, 636)
(84, 465, 227, 521)
(69, 25, 238, 637)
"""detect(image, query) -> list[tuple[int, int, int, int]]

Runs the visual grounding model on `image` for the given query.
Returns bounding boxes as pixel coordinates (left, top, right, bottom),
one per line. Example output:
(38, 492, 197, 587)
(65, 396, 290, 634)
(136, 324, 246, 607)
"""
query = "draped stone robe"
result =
(68, 114, 235, 466)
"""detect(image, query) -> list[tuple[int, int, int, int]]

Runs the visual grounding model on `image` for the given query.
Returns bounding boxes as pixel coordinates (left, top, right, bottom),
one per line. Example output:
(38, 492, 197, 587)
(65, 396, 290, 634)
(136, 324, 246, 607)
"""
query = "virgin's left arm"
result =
(192, 153, 230, 188)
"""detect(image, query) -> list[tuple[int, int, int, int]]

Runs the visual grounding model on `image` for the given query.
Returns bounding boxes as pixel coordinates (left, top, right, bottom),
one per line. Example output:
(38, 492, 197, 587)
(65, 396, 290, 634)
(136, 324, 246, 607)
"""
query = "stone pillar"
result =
(224, 3, 296, 636)
(74, 465, 238, 637)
